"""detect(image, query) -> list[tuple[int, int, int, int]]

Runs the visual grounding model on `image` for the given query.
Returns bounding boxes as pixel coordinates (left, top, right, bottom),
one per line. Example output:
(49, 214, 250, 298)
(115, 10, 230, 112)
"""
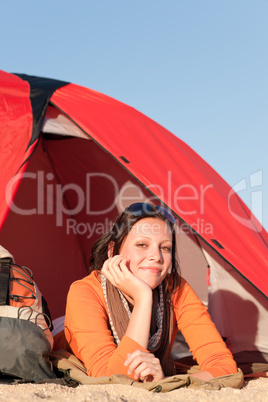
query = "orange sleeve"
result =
(172, 278, 237, 378)
(64, 272, 148, 378)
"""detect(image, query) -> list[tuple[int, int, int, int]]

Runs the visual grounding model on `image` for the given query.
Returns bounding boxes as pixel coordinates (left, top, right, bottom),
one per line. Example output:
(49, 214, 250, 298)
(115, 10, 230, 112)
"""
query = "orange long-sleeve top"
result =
(64, 271, 237, 379)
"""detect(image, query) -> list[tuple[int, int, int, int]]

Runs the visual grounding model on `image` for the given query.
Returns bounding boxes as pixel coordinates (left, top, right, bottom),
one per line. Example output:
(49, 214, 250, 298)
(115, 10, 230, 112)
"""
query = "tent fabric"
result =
(0, 70, 267, 312)
(14, 73, 69, 146)
(202, 241, 268, 359)
(0, 72, 67, 228)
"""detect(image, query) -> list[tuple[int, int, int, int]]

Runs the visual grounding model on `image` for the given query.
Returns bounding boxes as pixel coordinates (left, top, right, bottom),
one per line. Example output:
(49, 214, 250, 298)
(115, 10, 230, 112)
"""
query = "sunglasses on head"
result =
(126, 202, 176, 224)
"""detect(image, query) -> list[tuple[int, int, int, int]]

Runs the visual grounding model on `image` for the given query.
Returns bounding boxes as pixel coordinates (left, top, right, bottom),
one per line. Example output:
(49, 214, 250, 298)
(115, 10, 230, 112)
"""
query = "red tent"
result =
(0, 71, 267, 360)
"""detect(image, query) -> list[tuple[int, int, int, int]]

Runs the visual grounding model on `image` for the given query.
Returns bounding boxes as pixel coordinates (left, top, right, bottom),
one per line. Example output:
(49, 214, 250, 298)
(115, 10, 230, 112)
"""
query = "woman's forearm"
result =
(125, 292, 153, 349)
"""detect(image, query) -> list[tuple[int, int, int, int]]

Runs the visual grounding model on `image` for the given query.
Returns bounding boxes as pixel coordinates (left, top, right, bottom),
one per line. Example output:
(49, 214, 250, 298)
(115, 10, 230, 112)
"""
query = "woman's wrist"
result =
(132, 287, 153, 306)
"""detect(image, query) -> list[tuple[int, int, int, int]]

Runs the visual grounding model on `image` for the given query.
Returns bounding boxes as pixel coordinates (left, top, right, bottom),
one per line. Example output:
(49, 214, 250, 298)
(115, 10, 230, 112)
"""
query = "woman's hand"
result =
(102, 255, 153, 349)
(124, 350, 164, 382)
(101, 255, 152, 303)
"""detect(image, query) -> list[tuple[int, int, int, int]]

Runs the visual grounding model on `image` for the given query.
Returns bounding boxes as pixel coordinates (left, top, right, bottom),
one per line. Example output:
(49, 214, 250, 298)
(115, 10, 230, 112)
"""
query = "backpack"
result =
(0, 245, 56, 382)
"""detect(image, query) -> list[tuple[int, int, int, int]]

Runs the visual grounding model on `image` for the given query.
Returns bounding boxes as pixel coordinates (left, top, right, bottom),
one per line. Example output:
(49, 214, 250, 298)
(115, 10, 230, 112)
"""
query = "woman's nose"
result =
(148, 246, 162, 261)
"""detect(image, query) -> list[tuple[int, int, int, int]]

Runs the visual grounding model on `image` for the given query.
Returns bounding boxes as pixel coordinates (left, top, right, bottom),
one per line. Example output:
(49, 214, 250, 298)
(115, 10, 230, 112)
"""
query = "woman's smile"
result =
(139, 266, 162, 274)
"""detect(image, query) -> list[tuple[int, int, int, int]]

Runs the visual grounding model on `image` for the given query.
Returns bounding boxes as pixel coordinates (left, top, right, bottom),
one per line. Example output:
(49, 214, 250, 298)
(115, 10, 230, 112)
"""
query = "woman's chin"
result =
(138, 276, 161, 290)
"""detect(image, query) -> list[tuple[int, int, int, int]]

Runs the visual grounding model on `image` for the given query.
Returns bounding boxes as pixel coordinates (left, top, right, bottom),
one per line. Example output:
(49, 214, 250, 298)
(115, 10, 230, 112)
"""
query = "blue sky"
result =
(1, 0, 267, 229)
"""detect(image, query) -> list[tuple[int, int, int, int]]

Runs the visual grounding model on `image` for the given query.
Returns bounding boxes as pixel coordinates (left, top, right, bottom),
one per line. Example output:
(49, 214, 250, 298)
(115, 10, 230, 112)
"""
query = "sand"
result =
(0, 377, 268, 402)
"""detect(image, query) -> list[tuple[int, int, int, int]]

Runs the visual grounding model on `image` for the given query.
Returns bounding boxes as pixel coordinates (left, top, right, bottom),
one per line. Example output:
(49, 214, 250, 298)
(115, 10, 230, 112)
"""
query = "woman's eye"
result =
(161, 246, 172, 252)
(136, 243, 147, 248)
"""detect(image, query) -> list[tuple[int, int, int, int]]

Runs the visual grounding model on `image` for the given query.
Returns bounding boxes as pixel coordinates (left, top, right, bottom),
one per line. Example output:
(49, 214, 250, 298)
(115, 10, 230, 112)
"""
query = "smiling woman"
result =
(64, 203, 238, 382)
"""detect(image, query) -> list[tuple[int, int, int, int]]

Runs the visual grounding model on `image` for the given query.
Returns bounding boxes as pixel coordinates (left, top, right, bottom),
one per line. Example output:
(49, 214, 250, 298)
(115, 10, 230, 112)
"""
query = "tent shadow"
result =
(208, 289, 268, 374)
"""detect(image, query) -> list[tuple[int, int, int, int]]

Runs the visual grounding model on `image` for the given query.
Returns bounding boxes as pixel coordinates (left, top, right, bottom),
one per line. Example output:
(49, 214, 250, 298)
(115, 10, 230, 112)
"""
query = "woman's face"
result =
(119, 217, 173, 289)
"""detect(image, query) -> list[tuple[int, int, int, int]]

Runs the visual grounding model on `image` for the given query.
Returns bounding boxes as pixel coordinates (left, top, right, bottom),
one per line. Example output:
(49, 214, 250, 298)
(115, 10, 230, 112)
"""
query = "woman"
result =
(65, 203, 237, 382)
